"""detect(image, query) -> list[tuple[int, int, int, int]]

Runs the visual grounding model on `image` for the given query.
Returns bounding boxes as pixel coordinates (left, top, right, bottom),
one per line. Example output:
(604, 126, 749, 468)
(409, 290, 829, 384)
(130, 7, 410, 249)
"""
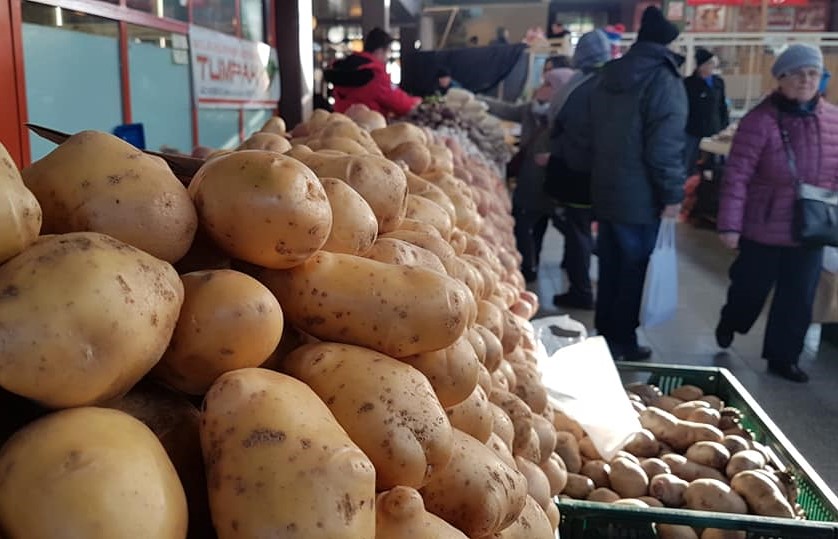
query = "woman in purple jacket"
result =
(716, 44, 838, 383)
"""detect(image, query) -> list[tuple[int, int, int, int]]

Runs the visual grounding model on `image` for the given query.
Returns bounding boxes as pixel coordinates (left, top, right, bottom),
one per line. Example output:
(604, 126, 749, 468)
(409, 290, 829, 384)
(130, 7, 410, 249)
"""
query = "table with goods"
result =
(0, 88, 835, 539)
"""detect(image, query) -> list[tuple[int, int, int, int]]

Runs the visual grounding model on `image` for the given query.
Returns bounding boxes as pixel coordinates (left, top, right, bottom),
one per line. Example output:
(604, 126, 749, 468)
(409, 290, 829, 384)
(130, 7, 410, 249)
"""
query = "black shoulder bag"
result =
(778, 114, 838, 247)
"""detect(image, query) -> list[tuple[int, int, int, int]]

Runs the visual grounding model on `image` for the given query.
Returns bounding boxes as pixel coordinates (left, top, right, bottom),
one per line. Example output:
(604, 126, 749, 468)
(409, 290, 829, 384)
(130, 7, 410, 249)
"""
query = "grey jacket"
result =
(588, 41, 688, 224)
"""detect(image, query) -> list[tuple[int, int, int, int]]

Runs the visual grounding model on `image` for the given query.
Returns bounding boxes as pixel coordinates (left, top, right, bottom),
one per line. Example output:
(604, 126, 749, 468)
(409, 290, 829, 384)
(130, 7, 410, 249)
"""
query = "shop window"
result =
(126, 0, 188, 22)
(192, 0, 238, 37)
(127, 25, 193, 153)
(22, 2, 121, 160)
(244, 109, 273, 138)
(198, 109, 240, 149)
(240, 0, 265, 43)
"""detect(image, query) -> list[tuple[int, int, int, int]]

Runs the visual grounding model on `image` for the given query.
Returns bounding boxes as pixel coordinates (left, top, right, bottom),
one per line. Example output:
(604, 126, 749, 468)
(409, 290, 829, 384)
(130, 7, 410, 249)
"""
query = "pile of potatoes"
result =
(0, 107, 572, 539)
(554, 382, 806, 539)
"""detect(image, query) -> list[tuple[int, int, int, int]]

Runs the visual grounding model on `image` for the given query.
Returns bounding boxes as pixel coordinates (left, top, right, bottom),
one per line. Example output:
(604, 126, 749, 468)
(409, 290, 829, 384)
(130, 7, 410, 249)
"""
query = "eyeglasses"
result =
(785, 68, 822, 81)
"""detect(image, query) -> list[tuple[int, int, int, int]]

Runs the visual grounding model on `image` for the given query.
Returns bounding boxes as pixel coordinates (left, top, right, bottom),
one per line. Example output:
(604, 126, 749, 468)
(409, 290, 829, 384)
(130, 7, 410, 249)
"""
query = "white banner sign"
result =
(189, 25, 280, 109)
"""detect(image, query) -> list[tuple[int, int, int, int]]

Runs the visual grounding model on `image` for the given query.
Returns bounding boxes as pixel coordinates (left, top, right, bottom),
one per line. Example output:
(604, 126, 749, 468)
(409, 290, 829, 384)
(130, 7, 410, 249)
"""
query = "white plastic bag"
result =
(641, 218, 678, 328)
(530, 315, 588, 357)
(823, 246, 838, 273)
(536, 337, 642, 461)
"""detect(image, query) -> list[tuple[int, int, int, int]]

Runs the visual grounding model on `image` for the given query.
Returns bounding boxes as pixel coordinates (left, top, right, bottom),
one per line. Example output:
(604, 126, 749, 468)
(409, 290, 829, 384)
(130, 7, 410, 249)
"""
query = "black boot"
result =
(553, 292, 595, 310)
(767, 362, 809, 383)
(715, 320, 734, 349)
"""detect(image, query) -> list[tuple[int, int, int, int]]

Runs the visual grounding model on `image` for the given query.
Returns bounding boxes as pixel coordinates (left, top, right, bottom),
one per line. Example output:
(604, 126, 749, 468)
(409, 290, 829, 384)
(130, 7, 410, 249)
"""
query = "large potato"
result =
(489, 495, 554, 539)
(319, 177, 378, 255)
(387, 141, 432, 174)
(421, 430, 527, 537)
(683, 478, 748, 514)
(260, 251, 470, 358)
(0, 232, 183, 408)
(445, 385, 493, 443)
(364, 237, 447, 275)
(402, 334, 480, 408)
(307, 136, 369, 155)
(371, 123, 428, 154)
(730, 470, 795, 518)
(0, 144, 41, 264)
(237, 132, 292, 153)
(640, 407, 724, 451)
(283, 343, 453, 490)
(190, 151, 332, 269)
(259, 116, 286, 135)
(344, 105, 387, 132)
(375, 487, 468, 539)
(0, 407, 187, 538)
(201, 368, 375, 538)
(153, 270, 283, 395)
(21, 131, 196, 262)
(406, 171, 457, 222)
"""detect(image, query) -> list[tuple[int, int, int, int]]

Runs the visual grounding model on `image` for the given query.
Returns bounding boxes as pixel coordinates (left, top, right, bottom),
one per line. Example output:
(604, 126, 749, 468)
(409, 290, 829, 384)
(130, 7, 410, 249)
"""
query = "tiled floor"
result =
(531, 222, 838, 492)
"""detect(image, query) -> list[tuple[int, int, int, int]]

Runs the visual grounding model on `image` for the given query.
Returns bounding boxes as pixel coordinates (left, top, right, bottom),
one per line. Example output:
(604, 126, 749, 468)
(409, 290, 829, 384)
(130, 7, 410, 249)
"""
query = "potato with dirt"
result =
(587, 488, 621, 503)
(261, 251, 471, 358)
(22, 131, 196, 262)
(554, 431, 582, 473)
(649, 473, 688, 507)
(364, 237, 447, 274)
(0, 407, 187, 539)
(200, 368, 376, 539)
(405, 194, 454, 240)
(446, 385, 493, 444)
(641, 458, 671, 478)
(488, 495, 555, 539)
(662, 454, 728, 483)
(725, 449, 766, 478)
(730, 470, 795, 518)
(683, 479, 748, 514)
(563, 473, 596, 499)
(320, 177, 378, 255)
(0, 232, 183, 408)
(154, 269, 283, 395)
(685, 441, 731, 470)
(238, 132, 292, 153)
(375, 487, 467, 539)
(609, 456, 650, 498)
(0, 144, 41, 264)
(190, 151, 332, 269)
(624, 429, 660, 458)
(403, 334, 480, 408)
(581, 460, 611, 489)
(541, 453, 569, 496)
(640, 407, 724, 451)
(421, 430, 527, 537)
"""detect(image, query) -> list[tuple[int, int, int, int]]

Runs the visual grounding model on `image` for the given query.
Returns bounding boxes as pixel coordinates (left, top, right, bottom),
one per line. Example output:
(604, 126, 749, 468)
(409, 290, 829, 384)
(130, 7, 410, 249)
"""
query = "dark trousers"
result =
(684, 134, 702, 177)
(514, 207, 551, 281)
(595, 220, 660, 354)
(556, 206, 594, 299)
(720, 239, 823, 364)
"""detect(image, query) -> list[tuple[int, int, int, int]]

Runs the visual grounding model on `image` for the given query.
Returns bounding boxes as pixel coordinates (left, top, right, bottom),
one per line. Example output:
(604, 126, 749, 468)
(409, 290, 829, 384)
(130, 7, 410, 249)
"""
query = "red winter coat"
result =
(326, 52, 420, 117)
(718, 94, 838, 246)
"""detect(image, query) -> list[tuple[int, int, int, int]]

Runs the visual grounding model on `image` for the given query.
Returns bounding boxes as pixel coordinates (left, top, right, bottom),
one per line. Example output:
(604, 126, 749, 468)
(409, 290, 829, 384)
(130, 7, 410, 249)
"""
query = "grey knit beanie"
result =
(573, 30, 611, 70)
(772, 44, 823, 79)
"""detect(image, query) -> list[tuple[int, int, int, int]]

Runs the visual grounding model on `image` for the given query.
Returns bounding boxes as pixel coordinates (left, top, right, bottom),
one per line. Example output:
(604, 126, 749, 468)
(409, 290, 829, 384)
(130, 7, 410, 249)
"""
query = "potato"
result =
(387, 141, 432, 174)
(406, 172, 457, 221)
(467, 326, 488, 365)
(514, 427, 542, 463)
(262, 251, 470, 358)
(531, 414, 557, 463)
(580, 436, 604, 460)
(191, 151, 331, 268)
(446, 385, 493, 444)
(581, 460, 611, 489)
(649, 473, 688, 507)
(0, 232, 183, 408)
(686, 441, 730, 470)
(555, 431, 583, 474)
(614, 451, 641, 465)
(403, 334, 479, 408)
(320, 177, 378, 255)
(613, 498, 649, 508)
(153, 270, 282, 394)
(725, 449, 767, 478)
(701, 530, 746, 539)
(371, 123, 428, 154)
(0, 407, 187, 538)
(671, 385, 704, 401)
(405, 194, 453, 240)
(641, 458, 671, 478)
(541, 453, 569, 496)
(657, 524, 699, 539)
(662, 454, 729, 483)
(22, 131, 196, 262)
(624, 429, 660, 458)
(700, 395, 724, 410)
(651, 395, 684, 412)
(639, 496, 664, 507)
(302, 154, 407, 233)
(640, 408, 724, 451)
(515, 457, 552, 511)
(563, 473, 595, 499)
(625, 383, 662, 404)
(238, 131, 292, 153)
(477, 362, 493, 394)
(283, 342, 452, 489)
(384, 229, 457, 266)
(688, 407, 721, 427)
(609, 456, 649, 498)
(721, 435, 751, 456)
(308, 136, 369, 155)
(375, 487, 468, 539)
(201, 368, 376, 538)
(489, 495, 554, 539)
(490, 402, 515, 450)
(553, 408, 586, 440)
(476, 324, 504, 372)
(588, 487, 621, 503)
(259, 116, 286, 135)
(449, 227, 468, 255)
(731, 470, 795, 518)
(486, 432, 517, 469)
(421, 430, 527, 537)
(364, 237, 447, 274)
(109, 382, 211, 539)
(489, 390, 533, 454)
(672, 400, 710, 420)
(345, 105, 387, 132)
(684, 478, 748, 514)
(544, 501, 560, 533)
(0, 144, 41, 264)
(316, 121, 382, 155)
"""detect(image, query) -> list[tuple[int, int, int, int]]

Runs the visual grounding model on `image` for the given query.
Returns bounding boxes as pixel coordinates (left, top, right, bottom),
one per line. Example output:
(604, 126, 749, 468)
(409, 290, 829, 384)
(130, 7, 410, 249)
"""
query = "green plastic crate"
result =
(557, 363, 838, 539)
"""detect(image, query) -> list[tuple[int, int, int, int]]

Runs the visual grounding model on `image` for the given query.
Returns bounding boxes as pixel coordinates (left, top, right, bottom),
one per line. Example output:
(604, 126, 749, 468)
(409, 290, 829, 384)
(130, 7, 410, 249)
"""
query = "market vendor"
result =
(434, 67, 462, 96)
(324, 28, 421, 117)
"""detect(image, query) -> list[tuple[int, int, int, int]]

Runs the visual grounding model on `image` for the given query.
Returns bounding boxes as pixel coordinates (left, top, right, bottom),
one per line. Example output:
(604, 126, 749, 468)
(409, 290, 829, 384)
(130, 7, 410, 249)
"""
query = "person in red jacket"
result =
(325, 28, 421, 117)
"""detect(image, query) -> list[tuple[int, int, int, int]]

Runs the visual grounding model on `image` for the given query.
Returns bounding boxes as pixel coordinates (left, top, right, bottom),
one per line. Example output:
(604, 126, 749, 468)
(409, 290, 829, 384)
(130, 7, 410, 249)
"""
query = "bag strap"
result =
(777, 112, 801, 187)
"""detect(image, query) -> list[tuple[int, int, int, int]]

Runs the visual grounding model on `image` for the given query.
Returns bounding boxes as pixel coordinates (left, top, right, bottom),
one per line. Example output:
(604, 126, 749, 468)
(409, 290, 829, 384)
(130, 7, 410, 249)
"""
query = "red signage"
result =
(687, 0, 808, 5)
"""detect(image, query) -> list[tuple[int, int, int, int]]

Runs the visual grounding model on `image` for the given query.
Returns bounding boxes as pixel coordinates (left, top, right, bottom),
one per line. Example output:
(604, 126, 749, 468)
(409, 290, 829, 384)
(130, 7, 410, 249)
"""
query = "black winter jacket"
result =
(588, 41, 688, 224)
(684, 73, 729, 137)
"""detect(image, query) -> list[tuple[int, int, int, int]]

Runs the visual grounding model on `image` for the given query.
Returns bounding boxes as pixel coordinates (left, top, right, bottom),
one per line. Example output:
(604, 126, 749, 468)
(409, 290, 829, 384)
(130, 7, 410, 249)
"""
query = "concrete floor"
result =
(531, 222, 838, 493)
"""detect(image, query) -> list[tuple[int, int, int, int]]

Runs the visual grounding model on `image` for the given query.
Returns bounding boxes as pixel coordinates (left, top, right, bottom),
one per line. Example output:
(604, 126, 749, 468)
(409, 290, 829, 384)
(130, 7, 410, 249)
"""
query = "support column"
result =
(362, 0, 389, 34)
(275, 0, 314, 127)
(419, 15, 434, 51)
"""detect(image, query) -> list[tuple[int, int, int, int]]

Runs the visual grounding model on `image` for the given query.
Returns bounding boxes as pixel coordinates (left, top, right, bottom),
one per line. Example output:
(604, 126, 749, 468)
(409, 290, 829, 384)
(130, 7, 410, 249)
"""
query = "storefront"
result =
(0, 0, 283, 167)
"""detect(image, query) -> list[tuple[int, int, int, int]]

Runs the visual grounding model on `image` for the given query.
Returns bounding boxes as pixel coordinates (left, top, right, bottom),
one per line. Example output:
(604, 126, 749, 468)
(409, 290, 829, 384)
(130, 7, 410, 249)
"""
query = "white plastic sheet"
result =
(530, 315, 588, 357)
(536, 336, 642, 461)
(641, 218, 679, 328)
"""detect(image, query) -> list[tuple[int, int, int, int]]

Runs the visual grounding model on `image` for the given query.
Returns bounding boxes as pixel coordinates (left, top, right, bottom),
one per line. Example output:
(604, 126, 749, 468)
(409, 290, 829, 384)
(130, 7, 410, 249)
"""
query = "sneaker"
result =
(767, 362, 809, 383)
(553, 292, 595, 310)
(614, 346, 653, 362)
(715, 321, 734, 349)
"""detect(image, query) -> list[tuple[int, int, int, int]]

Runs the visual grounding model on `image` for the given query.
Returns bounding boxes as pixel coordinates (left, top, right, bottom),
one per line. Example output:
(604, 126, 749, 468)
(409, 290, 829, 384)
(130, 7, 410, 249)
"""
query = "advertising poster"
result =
(736, 6, 762, 32)
(694, 5, 726, 32)
(795, 3, 828, 31)
(766, 7, 796, 31)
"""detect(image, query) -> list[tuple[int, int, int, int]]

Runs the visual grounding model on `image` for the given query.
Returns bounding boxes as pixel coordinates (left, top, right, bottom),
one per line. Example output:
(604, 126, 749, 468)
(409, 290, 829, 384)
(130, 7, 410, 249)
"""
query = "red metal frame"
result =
(28, 0, 188, 32)
(118, 20, 132, 124)
(0, 0, 30, 167)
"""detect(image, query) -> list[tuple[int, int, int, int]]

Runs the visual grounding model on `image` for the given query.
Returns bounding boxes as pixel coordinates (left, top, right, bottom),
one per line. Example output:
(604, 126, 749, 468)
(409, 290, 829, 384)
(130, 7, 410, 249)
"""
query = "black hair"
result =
(364, 27, 393, 52)
(436, 67, 452, 78)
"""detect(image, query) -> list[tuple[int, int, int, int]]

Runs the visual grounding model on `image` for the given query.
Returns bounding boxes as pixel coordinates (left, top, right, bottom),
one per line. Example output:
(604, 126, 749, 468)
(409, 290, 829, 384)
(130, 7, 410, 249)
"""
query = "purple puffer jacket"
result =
(718, 94, 838, 246)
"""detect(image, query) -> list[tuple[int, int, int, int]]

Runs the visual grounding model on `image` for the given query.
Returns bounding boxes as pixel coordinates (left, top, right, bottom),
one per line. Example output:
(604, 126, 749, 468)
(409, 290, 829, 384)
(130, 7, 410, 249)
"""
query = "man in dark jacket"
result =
(684, 48, 729, 175)
(588, 6, 688, 361)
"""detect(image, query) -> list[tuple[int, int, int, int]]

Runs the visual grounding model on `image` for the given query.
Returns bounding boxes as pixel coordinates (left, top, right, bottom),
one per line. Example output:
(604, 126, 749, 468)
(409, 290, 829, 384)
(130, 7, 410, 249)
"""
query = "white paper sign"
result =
(189, 25, 280, 109)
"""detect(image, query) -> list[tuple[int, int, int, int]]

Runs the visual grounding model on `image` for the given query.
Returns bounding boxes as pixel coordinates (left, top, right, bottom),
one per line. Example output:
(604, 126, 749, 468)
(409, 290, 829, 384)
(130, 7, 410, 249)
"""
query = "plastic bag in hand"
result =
(641, 218, 678, 328)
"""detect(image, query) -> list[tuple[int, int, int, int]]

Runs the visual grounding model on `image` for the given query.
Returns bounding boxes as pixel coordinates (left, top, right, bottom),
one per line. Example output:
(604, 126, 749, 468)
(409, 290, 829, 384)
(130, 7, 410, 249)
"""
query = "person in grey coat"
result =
(587, 6, 688, 361)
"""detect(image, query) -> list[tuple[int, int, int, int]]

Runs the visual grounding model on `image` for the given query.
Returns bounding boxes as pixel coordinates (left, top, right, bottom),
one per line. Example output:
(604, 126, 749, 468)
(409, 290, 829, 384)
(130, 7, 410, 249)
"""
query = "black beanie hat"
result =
(695, 48, 714, 66)
(637, 6, 680, 45)
(364, 27, 394, 52)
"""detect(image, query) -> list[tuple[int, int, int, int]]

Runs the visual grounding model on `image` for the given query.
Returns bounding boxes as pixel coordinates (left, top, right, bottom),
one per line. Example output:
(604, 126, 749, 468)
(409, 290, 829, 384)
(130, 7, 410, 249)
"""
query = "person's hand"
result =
(534, 153, 550, 167)
(661, 204, 681, 219)
(719, 232, 740, 250)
